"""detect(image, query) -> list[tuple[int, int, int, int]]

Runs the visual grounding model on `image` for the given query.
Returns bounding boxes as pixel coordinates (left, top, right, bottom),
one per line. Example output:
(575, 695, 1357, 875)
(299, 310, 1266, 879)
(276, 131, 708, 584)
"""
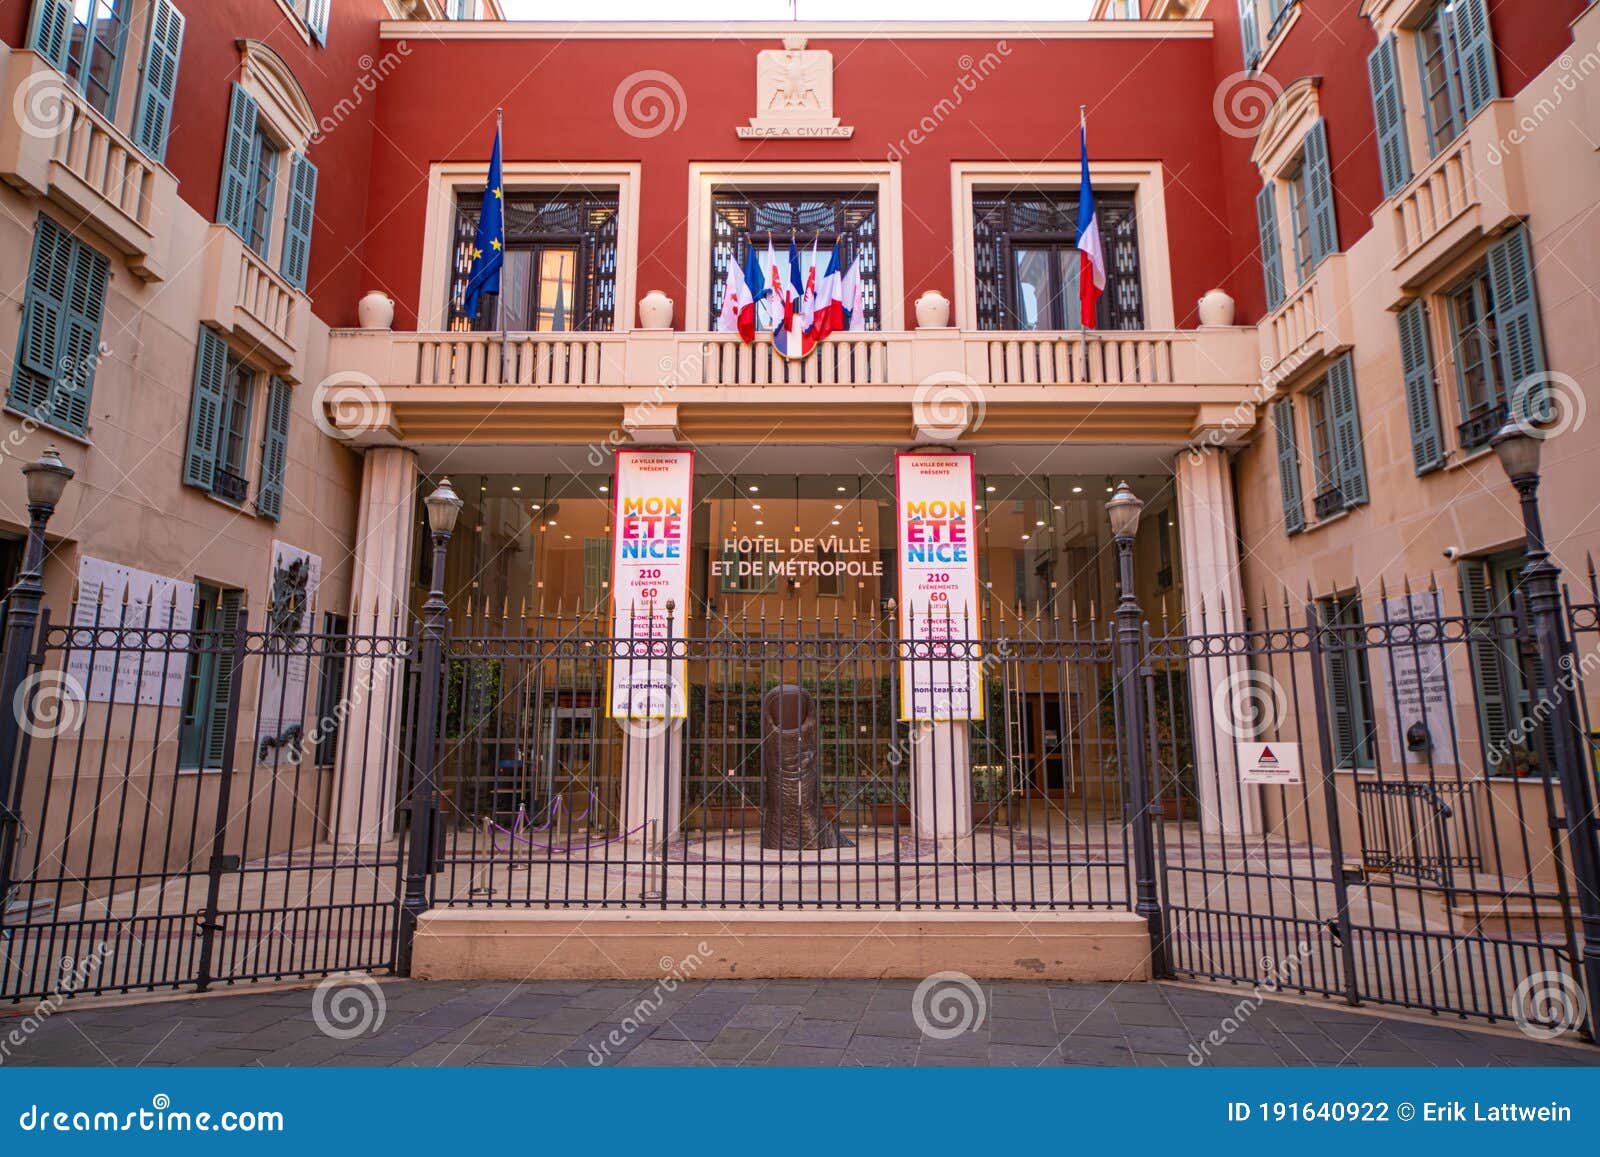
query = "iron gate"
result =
(0, 599, 415, 1002)
(1146, 576, 1599, 1031)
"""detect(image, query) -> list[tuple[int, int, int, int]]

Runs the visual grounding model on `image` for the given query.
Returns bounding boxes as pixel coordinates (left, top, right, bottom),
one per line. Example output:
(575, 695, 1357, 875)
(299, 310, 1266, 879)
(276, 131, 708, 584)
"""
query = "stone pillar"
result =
(910, 721, 973, 840)
(619, 720, 683, 849)
(1174, 445, 1260, 835)
(333, 447, 418, 847)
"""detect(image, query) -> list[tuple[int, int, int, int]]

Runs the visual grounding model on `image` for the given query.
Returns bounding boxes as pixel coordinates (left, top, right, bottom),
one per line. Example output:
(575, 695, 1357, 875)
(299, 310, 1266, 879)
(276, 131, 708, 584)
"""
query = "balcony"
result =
(1388, 100, 1529, 295)
(1260, 253, 1353, 389)
(0, 48, 177, 281)
(323, 325, 1263, 446)
(198, 226, 309, 377)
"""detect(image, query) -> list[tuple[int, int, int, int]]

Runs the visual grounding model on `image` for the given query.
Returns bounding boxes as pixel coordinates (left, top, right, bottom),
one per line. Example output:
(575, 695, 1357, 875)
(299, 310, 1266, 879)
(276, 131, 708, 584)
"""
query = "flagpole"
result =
(496, 106, 510, 384)
(1080, 104, 1089, 335)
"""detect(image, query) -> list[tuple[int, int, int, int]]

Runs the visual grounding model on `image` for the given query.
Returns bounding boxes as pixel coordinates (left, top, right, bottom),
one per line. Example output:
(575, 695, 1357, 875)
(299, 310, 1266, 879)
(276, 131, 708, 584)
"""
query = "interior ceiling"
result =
(411, 441, 1186, 477)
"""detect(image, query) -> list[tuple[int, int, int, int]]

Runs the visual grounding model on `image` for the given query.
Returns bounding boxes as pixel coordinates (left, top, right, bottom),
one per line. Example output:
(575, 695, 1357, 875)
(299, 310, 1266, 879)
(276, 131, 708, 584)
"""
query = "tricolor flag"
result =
(774, 238, 816, 359)
(811, 244, 844, 341)
(740, 245, 766, 343)
(840, 255, 865, 331)
(1076, 114, 1107, 330)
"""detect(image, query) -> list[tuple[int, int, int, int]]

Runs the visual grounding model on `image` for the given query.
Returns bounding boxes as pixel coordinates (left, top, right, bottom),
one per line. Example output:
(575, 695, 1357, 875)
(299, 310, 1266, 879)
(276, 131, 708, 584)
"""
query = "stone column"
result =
(910, 721, 973, 840)
(1174, 445, 1260, 835)
(333, 447, 418, 847)
(619, 720, 683, 849)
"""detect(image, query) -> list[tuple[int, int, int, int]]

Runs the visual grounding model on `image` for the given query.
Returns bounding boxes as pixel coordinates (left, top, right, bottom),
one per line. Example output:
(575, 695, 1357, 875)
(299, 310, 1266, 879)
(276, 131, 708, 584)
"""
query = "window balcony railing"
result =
(1389, 100, 1528, 296)
(1261, 253, 1351, 389)
(1458, 403, 1507, 453)
(212, 467, 250, 506)
(0, 50, 178, 281)
(198, 225, 308, 378)
(1313, 486, 1346, 520)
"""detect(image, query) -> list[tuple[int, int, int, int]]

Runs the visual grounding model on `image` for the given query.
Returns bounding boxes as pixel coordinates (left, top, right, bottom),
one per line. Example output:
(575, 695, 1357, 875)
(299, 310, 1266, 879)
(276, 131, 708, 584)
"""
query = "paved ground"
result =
(3, 979, 1597, 1067)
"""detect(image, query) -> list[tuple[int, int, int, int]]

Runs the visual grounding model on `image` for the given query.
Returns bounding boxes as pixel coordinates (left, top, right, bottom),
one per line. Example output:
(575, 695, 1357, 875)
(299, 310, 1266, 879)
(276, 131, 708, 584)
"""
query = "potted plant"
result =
(970, 764, 1009, 826)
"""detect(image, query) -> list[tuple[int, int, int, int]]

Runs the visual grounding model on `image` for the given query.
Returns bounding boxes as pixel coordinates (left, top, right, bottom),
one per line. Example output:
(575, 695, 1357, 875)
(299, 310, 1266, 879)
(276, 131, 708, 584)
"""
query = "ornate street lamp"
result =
(1489, 420, 1600, 1038)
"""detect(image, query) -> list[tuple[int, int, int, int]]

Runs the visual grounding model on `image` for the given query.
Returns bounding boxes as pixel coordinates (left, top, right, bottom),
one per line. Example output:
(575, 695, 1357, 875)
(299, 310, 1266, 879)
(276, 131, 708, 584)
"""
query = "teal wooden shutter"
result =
(306, 0, 330, 44)
(1256, 184, 1286, 311)
(1302, 119, 1338, 268)
(9, 216, 107, 437)
(1397, 299, 1444, 474)
(1459, 559, 1510, 769)
(1273, 399, 1305, 534)
(280, 153, 318, 290)
(1326, 354, 1367, 507)
(204, 589, 244, 768)
(1486, 226, 1548, 423)
(257, 376, 290, 521)
(27, 0, 73, 71)
(1367, 34, 1411, 198)
(1319, 601, 1358, 767)
(1238, 0, 1261, 70)
(184, 327, 229, 490)
(217, 83, 259, 237)
(1453, 0, 1499, 121)
(132, 0, 185, 162)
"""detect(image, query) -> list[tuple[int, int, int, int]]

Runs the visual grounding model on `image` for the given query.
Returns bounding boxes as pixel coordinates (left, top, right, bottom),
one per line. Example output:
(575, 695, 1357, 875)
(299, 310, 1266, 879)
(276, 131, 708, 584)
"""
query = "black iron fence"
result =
(2, 552, 1597, 1039)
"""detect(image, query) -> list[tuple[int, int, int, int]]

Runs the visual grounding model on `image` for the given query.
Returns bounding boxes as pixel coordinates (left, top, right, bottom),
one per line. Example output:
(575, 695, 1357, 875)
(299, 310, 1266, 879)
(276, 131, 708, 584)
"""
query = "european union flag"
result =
(461, 123, 504, 324)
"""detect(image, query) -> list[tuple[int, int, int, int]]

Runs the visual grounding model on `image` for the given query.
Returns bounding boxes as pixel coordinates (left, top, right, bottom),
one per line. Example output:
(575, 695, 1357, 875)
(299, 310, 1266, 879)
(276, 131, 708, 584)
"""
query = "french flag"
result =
(774, 238, 815, 360)
(1076, 115, 1107, 330)
(810, 244, 844, 341)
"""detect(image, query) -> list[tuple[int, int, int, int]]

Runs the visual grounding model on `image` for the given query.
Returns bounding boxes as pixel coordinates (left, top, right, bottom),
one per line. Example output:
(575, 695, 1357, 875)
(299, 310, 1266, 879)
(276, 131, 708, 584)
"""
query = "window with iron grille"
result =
(708, 190, 880, 331)
(973, 191, 1144, 331)
(449, 190, 619, 332)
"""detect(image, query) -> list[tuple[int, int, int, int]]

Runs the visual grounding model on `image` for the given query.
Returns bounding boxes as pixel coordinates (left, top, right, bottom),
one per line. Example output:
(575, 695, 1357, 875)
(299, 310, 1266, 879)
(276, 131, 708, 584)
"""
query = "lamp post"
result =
(0, 448, 73, 926)
(396, 477, 462, 974)
(1106, 481, 1166, 976)
(1490, 422, 1600, 1037)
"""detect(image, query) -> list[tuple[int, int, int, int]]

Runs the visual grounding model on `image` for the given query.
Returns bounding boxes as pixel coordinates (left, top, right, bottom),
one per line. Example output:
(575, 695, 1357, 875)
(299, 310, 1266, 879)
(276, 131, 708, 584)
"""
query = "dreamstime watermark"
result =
(911, 970, 987, 1040)
(586, 352, 694, 467)
(1210, 668, 1287, 741)
(14, 669, 86, 740)
(587, 943, 711, 1065)
(1187, 940, 1316, 1065)
(11, 68, 69, 141)
(312, 371, 388, 441)
(1484, 39, 1600, 166)
(1508, 371, 1586, 441)
(1512, 970, 1586, 1041)
(310, 41, 413, 145)
(885, 43, 1012, 161)
(612, 70, 687, 139)
(0, 943, 114, 1065)
(1213, 69, 1284, 140)
(912, 372, 987, 442)
(311, 973, 386, 1040)
(1486, 640, 1600, 773)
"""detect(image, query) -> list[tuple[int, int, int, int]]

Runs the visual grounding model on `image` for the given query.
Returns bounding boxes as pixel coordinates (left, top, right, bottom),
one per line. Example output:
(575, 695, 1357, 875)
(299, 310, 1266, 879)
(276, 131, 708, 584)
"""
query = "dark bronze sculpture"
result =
(760, 685, 852, 851)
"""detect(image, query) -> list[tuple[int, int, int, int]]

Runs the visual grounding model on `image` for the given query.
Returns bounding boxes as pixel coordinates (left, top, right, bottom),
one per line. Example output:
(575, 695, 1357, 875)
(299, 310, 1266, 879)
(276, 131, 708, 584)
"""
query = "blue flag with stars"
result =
(462, 124, 504, 323)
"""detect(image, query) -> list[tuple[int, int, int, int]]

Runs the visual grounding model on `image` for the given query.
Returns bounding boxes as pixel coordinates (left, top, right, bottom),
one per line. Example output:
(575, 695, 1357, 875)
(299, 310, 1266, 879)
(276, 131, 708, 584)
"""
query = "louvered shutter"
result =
(10, 217, 107, 436)
(1326, 354, 1368, 507)
(217, 84, 259, 237)
(1256, 184, 1286, 312)
(1320, 602, 1359, 768)
(257, 376, 290, 521)
(280, 153, 318, 290)
(204, 589, 244, 768)
(1486, 226, 1548, 424)
(1453, 0, 1499, 121)
(1238, 0, 1261, 70)
(1397, 300, 1444, 474)
(1302, 119, 1339, 268)
(26, 0, 73, 71)
(132, 0, 185, 162)
(306, 0, 330, 44)
(1459, 560, 1510, 769)
(1368, 34, 1411, 198)
(1273, 399, 1306, 535)
(184, 327, 229, 490)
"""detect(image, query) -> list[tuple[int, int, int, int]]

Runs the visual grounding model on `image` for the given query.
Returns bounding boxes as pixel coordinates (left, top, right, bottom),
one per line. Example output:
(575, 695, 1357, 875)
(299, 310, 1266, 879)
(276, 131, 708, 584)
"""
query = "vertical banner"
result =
(895, 451, 983, 721)
(608, 448, 693, 719)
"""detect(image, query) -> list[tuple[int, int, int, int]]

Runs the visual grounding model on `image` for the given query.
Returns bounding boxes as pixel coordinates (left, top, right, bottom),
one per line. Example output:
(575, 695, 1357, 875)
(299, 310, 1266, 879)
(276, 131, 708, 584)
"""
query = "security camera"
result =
(1443, 546, 1461, 561)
